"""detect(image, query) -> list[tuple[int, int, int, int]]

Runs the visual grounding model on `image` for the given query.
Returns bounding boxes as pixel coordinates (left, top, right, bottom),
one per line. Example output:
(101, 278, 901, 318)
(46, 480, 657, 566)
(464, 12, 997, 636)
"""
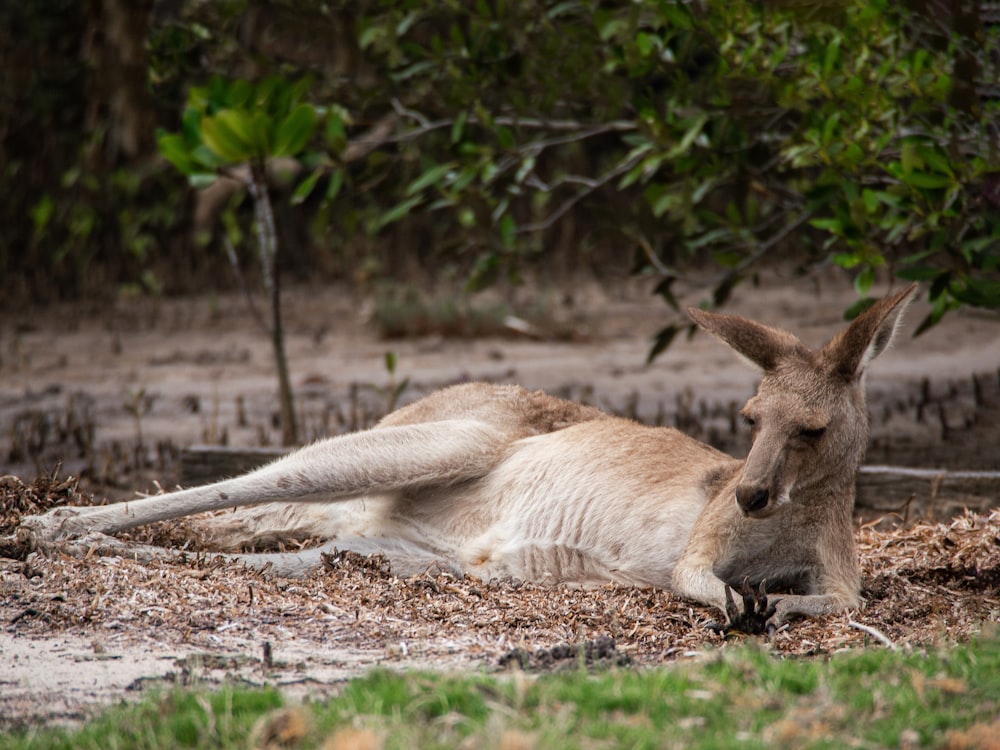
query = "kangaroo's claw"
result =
(716, 577, 779, 636)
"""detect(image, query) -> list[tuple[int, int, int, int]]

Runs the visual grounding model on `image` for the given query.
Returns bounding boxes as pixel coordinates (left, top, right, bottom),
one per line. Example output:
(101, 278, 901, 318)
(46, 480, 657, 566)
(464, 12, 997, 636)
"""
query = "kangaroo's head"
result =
(688, 283, 918, 519)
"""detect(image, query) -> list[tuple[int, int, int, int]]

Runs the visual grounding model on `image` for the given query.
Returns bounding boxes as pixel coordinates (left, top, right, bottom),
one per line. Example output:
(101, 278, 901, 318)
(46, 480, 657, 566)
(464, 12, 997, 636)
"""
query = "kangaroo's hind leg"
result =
(234, 535, 464, 578)
(36, 530, 458, 579)
(16, 418, 510, 552)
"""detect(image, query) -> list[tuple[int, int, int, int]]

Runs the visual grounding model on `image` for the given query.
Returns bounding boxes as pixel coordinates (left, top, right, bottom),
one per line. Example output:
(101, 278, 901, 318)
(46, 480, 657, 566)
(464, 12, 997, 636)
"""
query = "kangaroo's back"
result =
(378, 382, 610, 435)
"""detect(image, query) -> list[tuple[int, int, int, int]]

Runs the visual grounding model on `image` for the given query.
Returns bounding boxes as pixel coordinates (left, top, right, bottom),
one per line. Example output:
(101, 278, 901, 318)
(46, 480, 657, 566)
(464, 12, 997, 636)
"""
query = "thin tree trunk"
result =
(248, 162, 298, 446)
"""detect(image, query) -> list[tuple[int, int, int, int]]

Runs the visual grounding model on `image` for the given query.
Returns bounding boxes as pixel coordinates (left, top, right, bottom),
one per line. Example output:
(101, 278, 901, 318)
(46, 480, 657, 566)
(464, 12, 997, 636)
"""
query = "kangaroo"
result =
(16, 283, 918, 630)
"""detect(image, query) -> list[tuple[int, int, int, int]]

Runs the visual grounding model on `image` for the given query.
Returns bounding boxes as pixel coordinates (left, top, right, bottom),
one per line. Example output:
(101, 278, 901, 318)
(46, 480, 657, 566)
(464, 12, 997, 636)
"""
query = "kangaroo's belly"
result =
(400, 419, 727, 588)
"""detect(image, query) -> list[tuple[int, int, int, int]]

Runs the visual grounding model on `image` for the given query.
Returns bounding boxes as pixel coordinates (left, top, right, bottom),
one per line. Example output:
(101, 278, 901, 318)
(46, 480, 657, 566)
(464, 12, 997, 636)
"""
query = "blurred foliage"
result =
(157, 76, 321, 178)
(2, 0, 999, 346)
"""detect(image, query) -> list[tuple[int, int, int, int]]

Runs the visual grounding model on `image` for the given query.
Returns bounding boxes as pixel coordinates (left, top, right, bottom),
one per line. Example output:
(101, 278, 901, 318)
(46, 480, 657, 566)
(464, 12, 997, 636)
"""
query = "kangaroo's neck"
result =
(802, 409, 869, 504)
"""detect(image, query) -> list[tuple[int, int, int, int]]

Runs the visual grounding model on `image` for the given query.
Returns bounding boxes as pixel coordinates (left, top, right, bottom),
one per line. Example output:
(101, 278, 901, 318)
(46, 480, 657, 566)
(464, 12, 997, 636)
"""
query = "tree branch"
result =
(388, 99, 637, 144)
(517, 150, 646, 234)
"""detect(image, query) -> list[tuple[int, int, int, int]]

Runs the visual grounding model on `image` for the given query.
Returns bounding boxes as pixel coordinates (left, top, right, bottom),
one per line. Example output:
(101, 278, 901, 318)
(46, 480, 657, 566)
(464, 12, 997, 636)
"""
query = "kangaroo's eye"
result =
(743, 415, 757, 429)
(798, 427, 826, 441)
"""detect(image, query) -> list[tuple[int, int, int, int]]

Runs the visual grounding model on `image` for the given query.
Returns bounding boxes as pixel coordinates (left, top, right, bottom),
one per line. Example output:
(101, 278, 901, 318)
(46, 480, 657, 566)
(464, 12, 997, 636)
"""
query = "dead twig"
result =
(848, 619, 898, 650)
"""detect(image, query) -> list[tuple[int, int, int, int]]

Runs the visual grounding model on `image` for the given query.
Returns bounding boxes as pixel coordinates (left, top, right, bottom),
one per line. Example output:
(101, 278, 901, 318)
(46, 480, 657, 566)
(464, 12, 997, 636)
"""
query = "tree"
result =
(354, 0, 1000, 353)
(158, 76, 323, 445)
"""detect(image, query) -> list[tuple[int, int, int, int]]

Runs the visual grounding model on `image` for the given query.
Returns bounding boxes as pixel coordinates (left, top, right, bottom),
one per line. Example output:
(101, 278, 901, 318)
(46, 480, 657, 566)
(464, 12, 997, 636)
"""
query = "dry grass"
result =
(2, 473, 997, 670)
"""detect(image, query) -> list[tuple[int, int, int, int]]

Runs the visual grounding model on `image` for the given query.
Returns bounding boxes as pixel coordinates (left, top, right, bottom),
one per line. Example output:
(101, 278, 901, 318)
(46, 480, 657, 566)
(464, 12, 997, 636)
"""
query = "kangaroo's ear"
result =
(822, 283, 919, 380)
(688, 307, 803, 372)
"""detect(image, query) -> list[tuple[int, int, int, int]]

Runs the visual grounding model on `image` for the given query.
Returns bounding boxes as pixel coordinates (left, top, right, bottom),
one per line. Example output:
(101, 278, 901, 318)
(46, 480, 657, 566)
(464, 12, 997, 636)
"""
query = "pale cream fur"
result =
(16, 284, 918, 626)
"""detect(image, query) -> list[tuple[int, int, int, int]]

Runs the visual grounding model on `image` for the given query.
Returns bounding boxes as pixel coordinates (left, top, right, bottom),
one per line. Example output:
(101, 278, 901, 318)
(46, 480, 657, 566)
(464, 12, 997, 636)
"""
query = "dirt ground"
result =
(1, 274, 999, 729)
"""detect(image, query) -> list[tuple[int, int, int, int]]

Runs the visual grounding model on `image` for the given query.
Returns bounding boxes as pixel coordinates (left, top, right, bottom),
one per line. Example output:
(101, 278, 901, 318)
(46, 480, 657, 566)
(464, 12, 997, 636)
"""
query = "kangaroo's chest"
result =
(711, 515, 821, 594)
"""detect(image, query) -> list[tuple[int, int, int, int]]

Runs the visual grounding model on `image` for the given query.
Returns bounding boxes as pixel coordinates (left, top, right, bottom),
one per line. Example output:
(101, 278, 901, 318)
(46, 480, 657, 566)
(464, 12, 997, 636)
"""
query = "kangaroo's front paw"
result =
(709, 577, 780, 636)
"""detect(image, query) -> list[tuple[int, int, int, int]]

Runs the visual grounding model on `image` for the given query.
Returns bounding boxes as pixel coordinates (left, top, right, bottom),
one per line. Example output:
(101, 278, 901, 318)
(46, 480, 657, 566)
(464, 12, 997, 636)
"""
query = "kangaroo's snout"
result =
(736, 485, 771, 516)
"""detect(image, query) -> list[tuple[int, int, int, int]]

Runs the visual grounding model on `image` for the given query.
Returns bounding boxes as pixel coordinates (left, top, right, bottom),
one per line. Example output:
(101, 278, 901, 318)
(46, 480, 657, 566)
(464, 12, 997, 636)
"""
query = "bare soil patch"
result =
(1, 275, 999, 728)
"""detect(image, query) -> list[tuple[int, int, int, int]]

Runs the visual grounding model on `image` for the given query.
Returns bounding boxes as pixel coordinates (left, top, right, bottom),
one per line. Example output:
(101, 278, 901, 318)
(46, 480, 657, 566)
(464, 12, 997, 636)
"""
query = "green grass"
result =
(4, 633, 998, 749)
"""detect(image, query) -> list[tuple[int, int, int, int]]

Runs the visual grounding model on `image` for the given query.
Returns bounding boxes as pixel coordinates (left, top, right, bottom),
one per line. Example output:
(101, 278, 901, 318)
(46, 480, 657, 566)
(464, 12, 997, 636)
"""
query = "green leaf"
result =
(249, 110, 273, 156)
(861, 188, 879, 214)
(809, 217, 844, 234)
(899, 249, 936, 265)
(844, 297, 875, 320)
(181, 107, 203, 146)
(291, 169, 322, 205)
(904, 172, 952, 190)
(822, 112, 841, 144)
(451, 111, 467, 144)
(915, 290, 957, 336)
(822, 35, 842, 77)
(325, 168, 344, 203)
(515, 155, 535, 185)
(854, 267, 875, 297)
(189, 145, 227, 170)
(205, 77, 228, 111)
(325, 108, 348, 154)
(186, 84, 209, 114)
(832, 252, 861, 269)
(226, 79, 254, 109)
(653, 276, 679, 311)
(598, 16, 626, 41)
(452, 168, 476, 192)
(406, 163, 455, 197)
(30, 194, 54, 236)
(667, 114, 708, 159)
(687, 228, 734, 250)
(954, 277, 1000, 307)
(378, 196, 422, 230)
(290, 76, 314, 106)
(188, 173, 218, 189)
(201, 110, 257, 163)
(273, 104, 318, 158)
(156, 131, 195, 175)
(458, 207, 476, 228)
(929, 271, 951, 300)
(712, 274, 740, 307)
(711, 249, 743, 268)
(499, 213, 516, 249)
(661, 3, 693, 29)
(495, 125, 515, 150)
(636, 32, 655, 57)
(648, 185, 679, 218)
(358, 23, 381, 49)
(916, 144, 953, 177)
(467, 253, 501, 292)
(900, 141, 920, 176)
(254, 76, 282, 112)
(647, 324, 680, 363)
(897, 266, 941, 282)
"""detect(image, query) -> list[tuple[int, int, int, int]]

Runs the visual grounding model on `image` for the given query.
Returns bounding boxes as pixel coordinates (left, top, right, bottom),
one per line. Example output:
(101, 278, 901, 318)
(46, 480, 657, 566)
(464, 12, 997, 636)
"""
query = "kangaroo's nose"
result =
(736, 486, 770, 515)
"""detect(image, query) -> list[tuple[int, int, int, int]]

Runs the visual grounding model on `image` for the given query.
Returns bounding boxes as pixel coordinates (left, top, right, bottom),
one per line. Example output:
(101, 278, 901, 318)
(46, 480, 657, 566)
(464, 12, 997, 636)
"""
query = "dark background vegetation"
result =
(2, 0, 999, 343)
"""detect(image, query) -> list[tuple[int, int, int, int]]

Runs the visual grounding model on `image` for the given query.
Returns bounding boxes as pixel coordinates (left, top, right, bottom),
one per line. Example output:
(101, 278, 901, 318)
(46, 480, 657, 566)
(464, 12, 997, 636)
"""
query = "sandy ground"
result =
(1, 273, 999, 730)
